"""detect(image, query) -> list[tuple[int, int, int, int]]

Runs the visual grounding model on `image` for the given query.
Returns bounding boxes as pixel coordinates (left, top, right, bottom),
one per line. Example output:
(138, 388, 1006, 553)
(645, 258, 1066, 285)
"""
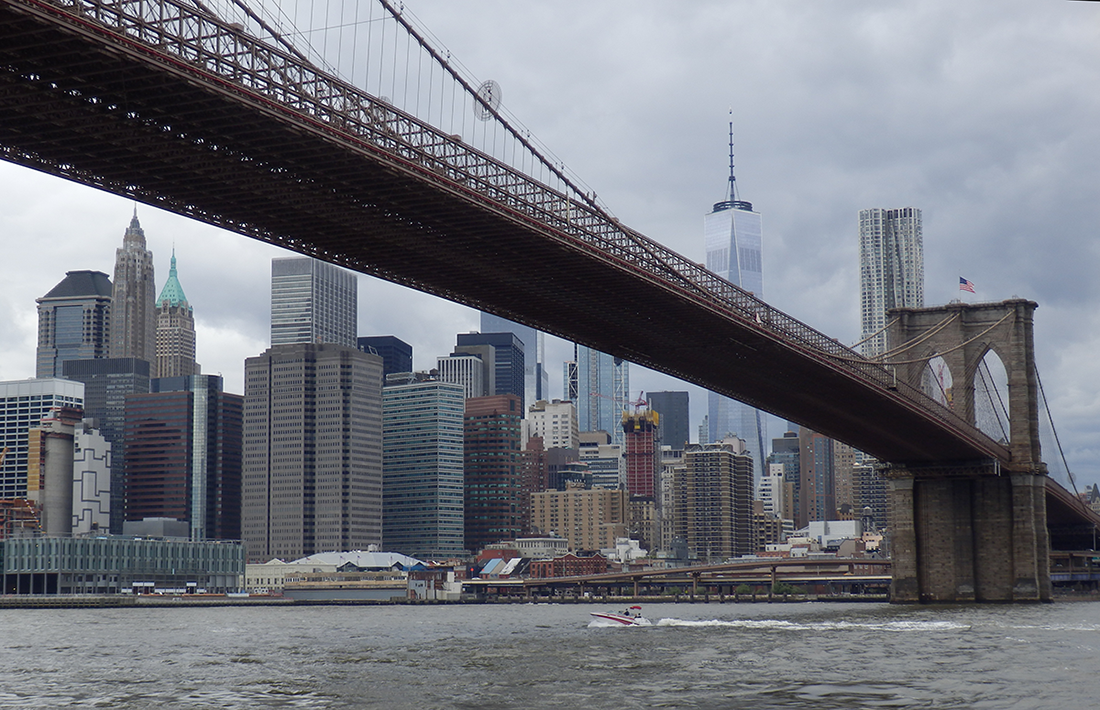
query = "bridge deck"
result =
(0, 0, 1011, 466)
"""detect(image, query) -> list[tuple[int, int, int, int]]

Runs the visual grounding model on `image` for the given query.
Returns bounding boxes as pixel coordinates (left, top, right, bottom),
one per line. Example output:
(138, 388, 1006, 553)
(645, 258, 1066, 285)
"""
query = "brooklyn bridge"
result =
(1, 0, 1097, 602)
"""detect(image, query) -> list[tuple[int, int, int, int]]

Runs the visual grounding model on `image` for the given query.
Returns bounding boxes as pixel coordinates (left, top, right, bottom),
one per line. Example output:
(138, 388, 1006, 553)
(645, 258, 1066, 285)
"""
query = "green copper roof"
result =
(157, 249, 189, 307)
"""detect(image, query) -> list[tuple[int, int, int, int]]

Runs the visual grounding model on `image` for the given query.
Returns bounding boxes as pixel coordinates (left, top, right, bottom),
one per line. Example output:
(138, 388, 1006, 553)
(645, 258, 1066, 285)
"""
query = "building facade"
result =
(573, 344, 629, 447)
(270, 257, 357, 348)
(0, 378, 84, 499)
(464, 394, 522, 554)
(675, 438, 754, 562)
(35, 271, 113, 379)
(124, 375, 242, 541)
(243, 344, 383, 562)
(382, 376, 466, 559)
(155, 249, 200, 378)
(358, 336, 413, 378)
(704, 131, 767, 479)
(455, 332, 526, 411)
(526, 399, 580, 451)
(109, 212, 157, 369)
(646, 391, 690, 451)
(480, 312, 548, 407)
(529, 483, 628, 551)
(858, 207, 924, 356)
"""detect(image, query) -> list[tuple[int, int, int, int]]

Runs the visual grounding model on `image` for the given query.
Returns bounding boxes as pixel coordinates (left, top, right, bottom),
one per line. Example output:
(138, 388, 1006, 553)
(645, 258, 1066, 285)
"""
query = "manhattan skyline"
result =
(0, 1, 1097, 489)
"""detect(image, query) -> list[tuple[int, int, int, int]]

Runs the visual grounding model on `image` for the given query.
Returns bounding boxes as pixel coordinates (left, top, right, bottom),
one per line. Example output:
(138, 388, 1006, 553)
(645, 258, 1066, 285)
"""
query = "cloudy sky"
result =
(2, 1, 1098, 488)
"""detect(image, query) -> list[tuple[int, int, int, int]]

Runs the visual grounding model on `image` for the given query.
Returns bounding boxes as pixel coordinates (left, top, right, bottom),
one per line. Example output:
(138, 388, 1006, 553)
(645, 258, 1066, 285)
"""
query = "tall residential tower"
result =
(858, 207, 924, 356)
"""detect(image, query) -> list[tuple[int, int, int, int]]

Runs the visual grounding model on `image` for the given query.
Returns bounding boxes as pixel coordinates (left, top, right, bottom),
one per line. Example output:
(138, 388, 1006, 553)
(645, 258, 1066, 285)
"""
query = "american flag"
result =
(959, 277, 976, 293)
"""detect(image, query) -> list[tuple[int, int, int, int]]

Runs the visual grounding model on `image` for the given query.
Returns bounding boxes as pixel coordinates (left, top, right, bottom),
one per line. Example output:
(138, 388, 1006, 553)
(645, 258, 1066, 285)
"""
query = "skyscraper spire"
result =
(728, 110, 739, 203)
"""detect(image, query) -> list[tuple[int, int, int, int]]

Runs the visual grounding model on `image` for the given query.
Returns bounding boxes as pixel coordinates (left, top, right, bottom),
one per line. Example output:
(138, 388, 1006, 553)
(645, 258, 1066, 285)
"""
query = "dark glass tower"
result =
(36, 270, 113, 378)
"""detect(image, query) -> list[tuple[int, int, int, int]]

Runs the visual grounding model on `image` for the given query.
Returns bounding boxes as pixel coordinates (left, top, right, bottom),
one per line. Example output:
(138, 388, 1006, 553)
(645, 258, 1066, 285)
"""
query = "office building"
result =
(578, 431, 622, 490)
(358, 336, 413, 378)
(110, 212, 156, 369)
(155, 249, 200, 378)
(436, 353, 487, 399)
(243, 343, 383, 562)
(455, 332, 526, 411)
(800, 427, 851, 524)
(646, 391, 689, 451)
(480, 312, 549, 407)
(526, 399, 579, 450)
(124, 375, 242, 541)
(573, 344, 629, 447)
(382, 375, 466, 559)
(270, 256, 357, 348)
(35, 271, 113, 378)
(62, 357, 151, 533)
(676, 438, 754, 562)
(464, 394, 522, 554)
(858, 207, 923, 356)
(0, 378, 84, 499)
(767, 429, 802, 527)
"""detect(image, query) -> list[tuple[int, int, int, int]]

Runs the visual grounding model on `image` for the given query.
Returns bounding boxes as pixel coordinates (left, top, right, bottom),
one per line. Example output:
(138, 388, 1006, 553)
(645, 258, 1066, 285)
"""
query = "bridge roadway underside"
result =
(0, 2, 1007, 465)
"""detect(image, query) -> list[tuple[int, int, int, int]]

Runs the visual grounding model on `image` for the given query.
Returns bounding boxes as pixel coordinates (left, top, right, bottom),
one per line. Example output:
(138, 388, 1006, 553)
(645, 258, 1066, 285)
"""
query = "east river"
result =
(1, 600, 1098, 708)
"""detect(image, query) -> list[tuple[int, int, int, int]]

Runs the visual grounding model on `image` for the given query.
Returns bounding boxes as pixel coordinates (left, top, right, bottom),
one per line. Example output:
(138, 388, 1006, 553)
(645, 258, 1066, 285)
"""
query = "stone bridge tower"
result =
(884, 299, 1050, 602)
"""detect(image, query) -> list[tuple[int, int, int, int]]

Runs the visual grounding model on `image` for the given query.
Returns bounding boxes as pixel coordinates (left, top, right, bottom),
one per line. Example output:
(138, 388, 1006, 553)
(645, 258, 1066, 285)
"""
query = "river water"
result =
(1, 601, 1097, 709)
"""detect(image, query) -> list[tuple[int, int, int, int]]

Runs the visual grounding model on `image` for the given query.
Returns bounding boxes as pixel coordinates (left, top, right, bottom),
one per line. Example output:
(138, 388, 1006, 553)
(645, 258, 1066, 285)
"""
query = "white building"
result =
(858, 207, 924, 356)
(436, 353, 487, 399)
(527, 399, 580, 450)
(270, 256, 358, 348)
(0, 378, 85, 499)
(73, 421, 111, 535)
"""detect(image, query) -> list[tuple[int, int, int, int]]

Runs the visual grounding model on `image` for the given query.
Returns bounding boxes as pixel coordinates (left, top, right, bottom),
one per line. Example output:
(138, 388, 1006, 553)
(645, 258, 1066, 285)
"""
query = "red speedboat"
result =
(590, 605, 649, 626)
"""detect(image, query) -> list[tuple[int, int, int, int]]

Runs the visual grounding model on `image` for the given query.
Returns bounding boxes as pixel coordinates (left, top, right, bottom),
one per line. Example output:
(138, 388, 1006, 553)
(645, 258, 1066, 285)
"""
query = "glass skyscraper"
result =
(382, 376, 466, 558)
(35, 270, 113, 379)
(703, 125, 766, 480)
(479, 312, 548, 408)
(858, 207, 924, 356)
(270, 257, 357, 347)
(573, 344, 629, 447)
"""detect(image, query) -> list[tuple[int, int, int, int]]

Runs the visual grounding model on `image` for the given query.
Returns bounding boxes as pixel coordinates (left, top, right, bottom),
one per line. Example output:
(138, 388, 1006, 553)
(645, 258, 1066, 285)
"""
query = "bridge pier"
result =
(888, 469, 1050, 602)
(886, 299, 1050, 603)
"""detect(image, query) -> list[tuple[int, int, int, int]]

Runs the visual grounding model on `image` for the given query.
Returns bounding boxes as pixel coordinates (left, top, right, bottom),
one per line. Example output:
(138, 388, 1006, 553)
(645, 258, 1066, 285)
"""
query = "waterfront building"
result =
(382, 375, 466, 559)
(480, 312, 549, 407)
(155, 249, 200, 378)
(109, 212, 157, 370)
(573, 344, 629, 447)
(358, 336, 413, 379)
(675, 438, 754, 562)
(0, 535, 243, 595)
(35, 270, 113, 378)
(646, 391, 689, 451)
(526, 399, 580, 450)
(455, 332, 526, 411)
(529, 483, 628, 552)
(463, 394, 522, 554)
(0, 378, 84, 499)
(270, 256, 357, 348)
(124, 375, 242, 541)
(704, 124, 767, 480)
(243, 343, 383, 562)
(858, 207, 923, 356)
(61, 357, 150, 533)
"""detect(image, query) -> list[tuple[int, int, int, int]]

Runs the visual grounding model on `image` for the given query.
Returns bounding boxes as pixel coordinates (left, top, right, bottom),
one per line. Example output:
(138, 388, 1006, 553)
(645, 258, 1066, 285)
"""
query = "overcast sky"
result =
(2, 1, 1099, 489)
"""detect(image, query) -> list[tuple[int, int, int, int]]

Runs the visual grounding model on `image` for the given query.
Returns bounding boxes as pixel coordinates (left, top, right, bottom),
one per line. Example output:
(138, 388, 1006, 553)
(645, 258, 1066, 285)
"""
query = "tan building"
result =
(530, 483, 628, 551)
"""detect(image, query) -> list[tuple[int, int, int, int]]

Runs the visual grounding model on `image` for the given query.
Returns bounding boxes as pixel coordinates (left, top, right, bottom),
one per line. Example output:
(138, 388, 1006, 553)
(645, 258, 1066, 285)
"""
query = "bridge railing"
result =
(42, 0, 998, 453)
